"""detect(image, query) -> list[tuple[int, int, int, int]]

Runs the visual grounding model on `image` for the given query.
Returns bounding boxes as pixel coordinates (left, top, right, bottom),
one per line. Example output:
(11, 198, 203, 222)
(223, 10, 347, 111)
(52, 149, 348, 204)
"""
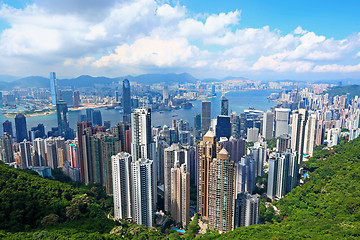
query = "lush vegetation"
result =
(0, 162, 165, 239)
(266, 137, 278, 150)
(324, 84, 360, 99)
(3, 136, 360, 239)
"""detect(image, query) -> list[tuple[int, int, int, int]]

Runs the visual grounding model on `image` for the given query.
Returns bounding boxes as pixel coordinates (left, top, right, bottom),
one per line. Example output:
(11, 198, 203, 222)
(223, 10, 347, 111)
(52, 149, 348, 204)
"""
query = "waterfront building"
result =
(15, 113, 28, 143)
(221, 95, 229, 116)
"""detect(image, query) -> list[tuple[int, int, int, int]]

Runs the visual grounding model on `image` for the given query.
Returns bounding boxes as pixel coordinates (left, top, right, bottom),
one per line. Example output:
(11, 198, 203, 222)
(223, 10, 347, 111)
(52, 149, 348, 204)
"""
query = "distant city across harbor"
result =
(0, 90, 278, 135)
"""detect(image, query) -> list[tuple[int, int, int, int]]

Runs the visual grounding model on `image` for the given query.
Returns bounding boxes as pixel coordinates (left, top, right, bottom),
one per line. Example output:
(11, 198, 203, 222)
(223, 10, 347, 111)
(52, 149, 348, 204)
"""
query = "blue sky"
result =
(182, 0, 360, 39)
(0, 0, 359, 80)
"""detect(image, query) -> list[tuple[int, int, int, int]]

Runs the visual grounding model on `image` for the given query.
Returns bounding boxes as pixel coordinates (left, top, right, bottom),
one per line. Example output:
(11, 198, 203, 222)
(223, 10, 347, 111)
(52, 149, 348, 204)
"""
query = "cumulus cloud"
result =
(313, 63, 360, 73)
(0, 0, 359, 78)
(93, 37, 207, 68)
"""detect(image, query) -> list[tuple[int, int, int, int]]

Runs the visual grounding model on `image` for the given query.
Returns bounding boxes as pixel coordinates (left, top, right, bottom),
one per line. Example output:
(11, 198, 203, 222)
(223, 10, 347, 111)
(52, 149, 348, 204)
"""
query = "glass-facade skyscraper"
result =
(3, 120, 13, 137)
(15, 113, 28, 142)
(93, 110, 103, 126)
(50, 72, 58, 107)
(56, 100, 73, 140)
(221, 95, 229, 116)
(123, 79, 131, 123)
(215, 115, 231, 140)
(201, 101, 211, 135)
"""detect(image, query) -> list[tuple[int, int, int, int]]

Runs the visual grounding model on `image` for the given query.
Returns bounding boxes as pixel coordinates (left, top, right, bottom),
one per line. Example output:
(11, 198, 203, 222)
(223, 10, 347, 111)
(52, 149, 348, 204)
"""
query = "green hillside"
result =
(2, 137, 360, 239)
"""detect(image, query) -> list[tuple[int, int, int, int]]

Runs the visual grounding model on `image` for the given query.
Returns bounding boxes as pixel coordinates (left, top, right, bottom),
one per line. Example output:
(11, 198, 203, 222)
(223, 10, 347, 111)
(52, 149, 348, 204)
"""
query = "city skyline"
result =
(0, 0, 359, 80)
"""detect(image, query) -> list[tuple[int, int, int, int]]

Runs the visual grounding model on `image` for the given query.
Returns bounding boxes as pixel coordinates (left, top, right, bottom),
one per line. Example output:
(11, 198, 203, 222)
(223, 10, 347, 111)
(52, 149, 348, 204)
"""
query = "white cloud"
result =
(156, 4, 186, 20)
(0, 1, 359, 78)
(313, 64, 360, 73)
(294, 26, 308, 35)
(93, 37, 207, 68)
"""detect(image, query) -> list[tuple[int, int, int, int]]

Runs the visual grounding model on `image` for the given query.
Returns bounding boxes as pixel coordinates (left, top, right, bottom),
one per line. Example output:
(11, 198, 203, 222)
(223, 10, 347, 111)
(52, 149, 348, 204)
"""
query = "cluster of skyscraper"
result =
(3, 77, 360, 233)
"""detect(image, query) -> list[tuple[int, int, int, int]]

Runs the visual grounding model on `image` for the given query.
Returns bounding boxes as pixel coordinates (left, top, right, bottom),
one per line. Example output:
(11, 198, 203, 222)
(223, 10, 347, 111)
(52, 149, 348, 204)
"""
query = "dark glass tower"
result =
(221, 95, 229, 116)
(31, 123, 46, 140)
(201, 101, 211, 135)
(93, 110, 103, 126)
(3, 120, 13, 136)
(122, 79, 131, 123)
(86, 108, 94, 122)
(15, 113, 28, 142)
(215, 115, 231, 140)
(56, 100, 72, 139)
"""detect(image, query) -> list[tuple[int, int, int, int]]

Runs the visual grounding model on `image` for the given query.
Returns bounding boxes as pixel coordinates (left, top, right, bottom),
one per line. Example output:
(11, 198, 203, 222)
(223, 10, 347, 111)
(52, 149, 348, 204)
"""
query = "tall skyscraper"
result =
(131, 108, 152, 161)
(33, 138, 46, 166)
(77, 121, 92, 182)
(50, 72, 58, 106)
(275, 108, 291, 137)
(216, 115, 231, 140)
(246, 127, 259, 143)
(111, 122, 130, 152)
(315, 120, 325, 146)
(303, 113, 316, 157)
(57, 100, 72, 140)
(131, 158, 154, 228)
(170, 162, 190, 226)
(92, 110, 103, 126)
(123, 79, 131, 123)
(0, 133, 14, 163)
(3, 120, 13, 137)
(231, 113, 241, 139)
(73, 91, 81, 107)
(163, 85, 169, 102)
(262, 111, 274, 140)
(221, 95, 229, 116)
(197, 130, 221, 220)
(267, 150, 298, 199)
(234, 193, 260, 228)
(112, 152, 132, 220)
(19, 140, 32, 169)
(276, 134, 291, 153)
(235, 155, 256, 195)
(201, 101, 211, 135)
(208, 148, 236, 232)
(45, 138, 58, 169)
(15, 113, 28, 142)
(194, 113, 201, 139)
(164, 143, 187, 212)
(222, 137, 246, 163)
(86, 108, 93, 122)
(248, 142, 267, 177)
(291, 109, 308, 166)
(99, 132, 121, 194)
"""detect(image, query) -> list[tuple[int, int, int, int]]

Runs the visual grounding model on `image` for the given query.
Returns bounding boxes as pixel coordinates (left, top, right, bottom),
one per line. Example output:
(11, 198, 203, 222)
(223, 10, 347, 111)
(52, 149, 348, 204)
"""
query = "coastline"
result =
(2, 104, 107, 118)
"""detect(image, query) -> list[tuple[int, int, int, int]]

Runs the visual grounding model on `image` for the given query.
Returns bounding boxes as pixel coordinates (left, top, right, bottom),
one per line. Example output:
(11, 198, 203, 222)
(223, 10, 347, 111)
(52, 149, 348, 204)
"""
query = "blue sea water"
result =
(0, 90, 279, 135)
